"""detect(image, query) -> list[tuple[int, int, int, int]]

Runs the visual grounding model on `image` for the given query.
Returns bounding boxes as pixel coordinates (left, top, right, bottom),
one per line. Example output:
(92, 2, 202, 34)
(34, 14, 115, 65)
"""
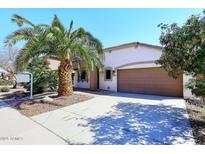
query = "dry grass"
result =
(185, 99, 205, 144)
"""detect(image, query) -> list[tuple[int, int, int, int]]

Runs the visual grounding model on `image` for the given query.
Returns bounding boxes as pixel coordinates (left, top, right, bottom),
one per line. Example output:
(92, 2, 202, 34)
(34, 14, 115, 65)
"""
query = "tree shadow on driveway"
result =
(81, 102, 194, 145)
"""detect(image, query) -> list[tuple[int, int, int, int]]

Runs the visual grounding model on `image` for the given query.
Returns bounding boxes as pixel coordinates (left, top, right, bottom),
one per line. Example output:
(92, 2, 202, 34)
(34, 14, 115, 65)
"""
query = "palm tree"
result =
(5, 14, 104, 96)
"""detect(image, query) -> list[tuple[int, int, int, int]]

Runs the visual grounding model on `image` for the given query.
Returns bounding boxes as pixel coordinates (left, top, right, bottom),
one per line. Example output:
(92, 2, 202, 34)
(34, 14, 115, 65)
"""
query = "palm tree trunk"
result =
(58, 58, 73, 96)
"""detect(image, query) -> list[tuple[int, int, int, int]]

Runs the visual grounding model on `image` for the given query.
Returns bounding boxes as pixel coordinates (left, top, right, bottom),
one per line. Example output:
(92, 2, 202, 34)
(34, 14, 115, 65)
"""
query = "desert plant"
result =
(6, 14, 104, 96)
(0, 87, 10, 92)
(24, 58, 58, 94)
(0, 79, 14, 86)
(187, 78, 205, 101)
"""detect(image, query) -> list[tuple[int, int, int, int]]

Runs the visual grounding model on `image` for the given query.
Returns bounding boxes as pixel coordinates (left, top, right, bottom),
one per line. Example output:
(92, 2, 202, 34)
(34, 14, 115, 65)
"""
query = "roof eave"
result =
(104, 42, 162, 52)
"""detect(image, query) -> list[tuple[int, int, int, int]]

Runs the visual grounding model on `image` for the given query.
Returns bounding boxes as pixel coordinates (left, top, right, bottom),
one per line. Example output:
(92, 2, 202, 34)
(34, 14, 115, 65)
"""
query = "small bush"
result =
(187, 78, 205, 101)
(0, 87, 10, 92)
(24, 58, 59, 94)
(0, 79, 14, 86)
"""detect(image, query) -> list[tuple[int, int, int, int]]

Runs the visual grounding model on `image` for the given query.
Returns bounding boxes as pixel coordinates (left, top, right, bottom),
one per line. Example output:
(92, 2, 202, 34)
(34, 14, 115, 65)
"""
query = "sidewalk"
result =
(0, 99, 67, 145)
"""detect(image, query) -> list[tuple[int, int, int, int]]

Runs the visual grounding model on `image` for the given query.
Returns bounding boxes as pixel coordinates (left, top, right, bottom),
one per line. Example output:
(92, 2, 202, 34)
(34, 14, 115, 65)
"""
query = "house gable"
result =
(103, 44, 162, 70)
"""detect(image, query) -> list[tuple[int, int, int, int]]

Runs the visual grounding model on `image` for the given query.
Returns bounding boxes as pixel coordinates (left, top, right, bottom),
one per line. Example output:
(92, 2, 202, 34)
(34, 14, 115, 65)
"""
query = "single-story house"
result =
(47, 42, 193, 98)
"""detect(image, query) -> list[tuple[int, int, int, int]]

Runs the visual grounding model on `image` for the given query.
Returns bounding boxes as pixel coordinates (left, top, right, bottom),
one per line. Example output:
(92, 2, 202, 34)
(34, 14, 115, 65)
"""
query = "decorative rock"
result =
(14, 91, 26, 98)
(41, 96, 54, 103)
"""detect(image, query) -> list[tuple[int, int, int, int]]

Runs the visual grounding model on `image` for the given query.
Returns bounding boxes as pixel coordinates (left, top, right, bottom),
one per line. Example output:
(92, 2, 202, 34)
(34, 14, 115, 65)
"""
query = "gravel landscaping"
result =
(0, 86, 26, 99)
(12, 93, 94, 117)
(185, 99, 205, 144)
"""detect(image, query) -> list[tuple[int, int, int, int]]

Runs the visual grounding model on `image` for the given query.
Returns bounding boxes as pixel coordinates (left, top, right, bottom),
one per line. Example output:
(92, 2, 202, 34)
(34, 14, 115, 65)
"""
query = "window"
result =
(81, 71, 87, 80)
(78, 70, 88, 82)
(105, 68, 112, 81)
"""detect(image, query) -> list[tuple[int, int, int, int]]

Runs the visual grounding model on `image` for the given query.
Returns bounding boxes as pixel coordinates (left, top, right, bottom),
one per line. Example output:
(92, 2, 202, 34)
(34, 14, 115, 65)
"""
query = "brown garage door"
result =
(117, 67, 183, 97)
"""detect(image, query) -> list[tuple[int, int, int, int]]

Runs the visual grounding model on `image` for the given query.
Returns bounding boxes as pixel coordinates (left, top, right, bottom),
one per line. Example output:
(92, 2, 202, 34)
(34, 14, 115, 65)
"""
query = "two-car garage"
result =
(117, 67, 183, 97)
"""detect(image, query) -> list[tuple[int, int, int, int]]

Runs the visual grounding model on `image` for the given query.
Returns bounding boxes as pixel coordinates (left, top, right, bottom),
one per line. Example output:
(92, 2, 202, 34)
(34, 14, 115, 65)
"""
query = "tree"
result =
(24, 57, 58, 93)
(156, 10, 205, 99)
(0, 47, 19, 88)
(5, 14, 104, 96)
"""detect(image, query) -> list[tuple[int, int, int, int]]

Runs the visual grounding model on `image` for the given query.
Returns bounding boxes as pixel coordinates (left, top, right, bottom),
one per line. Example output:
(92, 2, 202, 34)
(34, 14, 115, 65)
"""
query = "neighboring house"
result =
(46, 42, 193, 98)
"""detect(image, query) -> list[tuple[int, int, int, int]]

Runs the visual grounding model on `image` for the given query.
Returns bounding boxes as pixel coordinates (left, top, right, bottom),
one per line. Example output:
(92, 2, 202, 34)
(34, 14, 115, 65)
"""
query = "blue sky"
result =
(0, 8, 203, 50)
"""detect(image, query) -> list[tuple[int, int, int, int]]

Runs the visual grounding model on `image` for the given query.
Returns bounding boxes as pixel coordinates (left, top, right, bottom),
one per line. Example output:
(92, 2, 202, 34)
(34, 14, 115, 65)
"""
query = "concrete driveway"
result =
(0, 99, 67, 145)
(31, 92, 195, 145)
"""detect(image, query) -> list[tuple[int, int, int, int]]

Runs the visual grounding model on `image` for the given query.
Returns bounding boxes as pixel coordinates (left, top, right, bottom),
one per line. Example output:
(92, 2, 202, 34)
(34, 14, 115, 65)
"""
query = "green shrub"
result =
(187, 78, 205, 99)
(24, 58, 58, 94)
(0, 79, 14, 86)
(0, 87, 10, 92)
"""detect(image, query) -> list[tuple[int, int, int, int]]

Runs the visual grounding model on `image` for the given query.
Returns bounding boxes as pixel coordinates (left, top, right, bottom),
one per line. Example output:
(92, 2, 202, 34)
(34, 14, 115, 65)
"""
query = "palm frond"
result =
(7, 14, 104, 74)
(70, 44, 103, 72)
(51, 15, 65, 32)
(70, 28, 86, 42)
(15, 43, 33, 72)
(15, 30, 50, 72)
(11, 14, 35, 27)
(4, 27, 34, 47)
(67, 20, 74, 38)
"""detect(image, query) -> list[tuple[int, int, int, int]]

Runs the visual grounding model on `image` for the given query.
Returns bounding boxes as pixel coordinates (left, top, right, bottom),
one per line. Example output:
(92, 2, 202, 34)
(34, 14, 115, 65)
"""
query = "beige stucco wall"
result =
(183, 74, 195, 99)
(47, 58, 60, 70)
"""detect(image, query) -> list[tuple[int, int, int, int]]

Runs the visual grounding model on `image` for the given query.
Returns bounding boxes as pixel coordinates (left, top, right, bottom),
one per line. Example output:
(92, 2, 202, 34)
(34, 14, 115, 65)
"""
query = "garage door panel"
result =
(117, 67, 183, 97)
